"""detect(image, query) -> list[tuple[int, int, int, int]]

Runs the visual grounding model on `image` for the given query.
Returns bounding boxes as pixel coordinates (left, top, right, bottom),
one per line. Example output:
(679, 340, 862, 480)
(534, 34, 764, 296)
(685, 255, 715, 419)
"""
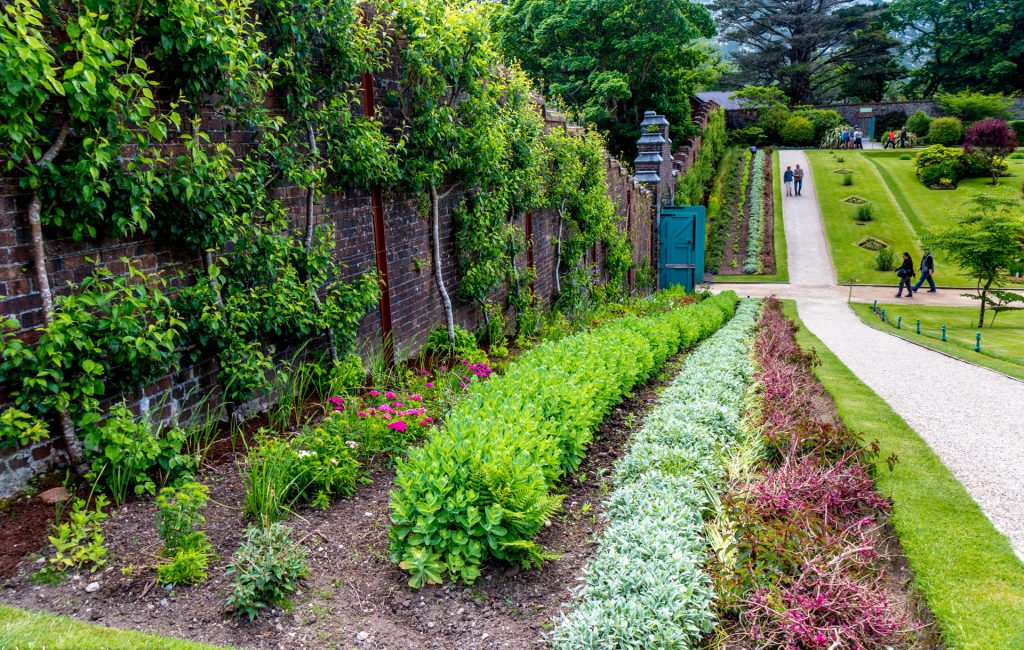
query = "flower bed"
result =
(713, 299, 913, 648)
(388, 292, 741, 587)
(743, 150, 767, 274)
(550, 299, 761, 649)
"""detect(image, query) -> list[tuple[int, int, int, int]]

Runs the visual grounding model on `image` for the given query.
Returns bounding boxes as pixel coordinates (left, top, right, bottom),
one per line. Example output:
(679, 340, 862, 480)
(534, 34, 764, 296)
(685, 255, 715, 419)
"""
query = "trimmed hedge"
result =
(550, 299, 760, 649)
(388, 292, 741, 587)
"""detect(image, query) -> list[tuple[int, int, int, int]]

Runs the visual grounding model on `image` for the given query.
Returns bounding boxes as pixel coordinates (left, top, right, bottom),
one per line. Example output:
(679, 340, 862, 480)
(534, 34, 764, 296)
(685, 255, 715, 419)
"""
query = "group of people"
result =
(882, 127, 910, 149)
(896, 250, 937, 297)
(839, 127, 863, 149)
(782, 164, 805, 197)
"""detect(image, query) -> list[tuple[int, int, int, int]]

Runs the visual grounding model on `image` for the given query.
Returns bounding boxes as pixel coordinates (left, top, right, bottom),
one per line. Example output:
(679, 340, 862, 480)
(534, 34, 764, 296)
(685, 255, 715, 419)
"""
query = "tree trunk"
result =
(304, 120, 338, 363)
(430, 182, 456, 344)
(27, 121, 87, 471)
(554, 206, 565, 295)
(978, 278, 994, 328)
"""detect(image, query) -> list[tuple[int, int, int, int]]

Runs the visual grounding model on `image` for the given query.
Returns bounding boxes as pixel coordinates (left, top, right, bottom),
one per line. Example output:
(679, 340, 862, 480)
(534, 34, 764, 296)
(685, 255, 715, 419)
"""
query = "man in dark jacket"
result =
(913, 249, 936, 293)
(896, 252, 916, 298)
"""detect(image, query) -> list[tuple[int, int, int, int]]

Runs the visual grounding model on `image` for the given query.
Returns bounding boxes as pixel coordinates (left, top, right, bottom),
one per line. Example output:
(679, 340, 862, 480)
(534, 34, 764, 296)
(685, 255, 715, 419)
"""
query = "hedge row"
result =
(550, 299, 760, 649)
(388, 291, 741, 587)
(743, 150, 767, 274)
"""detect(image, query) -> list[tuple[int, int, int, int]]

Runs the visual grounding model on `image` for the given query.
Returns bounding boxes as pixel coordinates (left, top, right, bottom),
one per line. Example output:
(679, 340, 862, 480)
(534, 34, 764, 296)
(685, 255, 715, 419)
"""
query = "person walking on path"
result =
(854, 128, 863, 149)
(896, 252, 916, 297)
(793, 164, 805, 196)
(913, 249, 937, 293)
(783, 166, 794, 197)
(899, 127, 908, 148)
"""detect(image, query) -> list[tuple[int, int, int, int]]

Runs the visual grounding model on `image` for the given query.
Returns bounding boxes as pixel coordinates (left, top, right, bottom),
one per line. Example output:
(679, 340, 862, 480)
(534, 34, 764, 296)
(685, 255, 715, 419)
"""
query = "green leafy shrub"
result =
(793, 108, 844, 143)
(927, 117, 964, 145)
(86, 403, 196, 505)
(920, 163, 957, 188)
(46, 496, 109, 575)
(937, 91, 1014, 123)
(841, 173, 854, 186)
(875, 248, 896, 272)
(156, 481, 209, 552)
(905, 110, 932, 137)
(1010, 121, 1024, 146)
(899, 153, 912, 161)
(423, 325, 478, 359)
(676, 109, 726, 205)
(389, 292, 740, 587)
(157, 548, 209, 587)
(550, 300, 759, 649)
(779, 116, 815, 146)
(1009, 152, 1024, 160)
(855, 204, 874, 222)
(226, 523, 308, 620)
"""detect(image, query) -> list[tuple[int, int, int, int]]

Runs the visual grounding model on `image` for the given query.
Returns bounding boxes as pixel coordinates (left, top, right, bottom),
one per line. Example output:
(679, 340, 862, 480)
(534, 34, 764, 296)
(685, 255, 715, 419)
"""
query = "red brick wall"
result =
(0, 84, 656, 494)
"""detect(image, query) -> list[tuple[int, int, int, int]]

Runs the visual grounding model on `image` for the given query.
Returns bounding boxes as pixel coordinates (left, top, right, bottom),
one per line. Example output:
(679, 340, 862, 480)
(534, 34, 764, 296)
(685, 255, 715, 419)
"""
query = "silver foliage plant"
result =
(744, 151, 768, 274)
(549, 299, 761, 649)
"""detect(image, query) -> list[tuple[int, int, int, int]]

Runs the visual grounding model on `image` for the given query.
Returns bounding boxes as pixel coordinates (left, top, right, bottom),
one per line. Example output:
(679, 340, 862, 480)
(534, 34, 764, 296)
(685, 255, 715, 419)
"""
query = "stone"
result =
(85, 581, 100, 593)
(38, 487, 70, 505)
(356, 631, 369, 642)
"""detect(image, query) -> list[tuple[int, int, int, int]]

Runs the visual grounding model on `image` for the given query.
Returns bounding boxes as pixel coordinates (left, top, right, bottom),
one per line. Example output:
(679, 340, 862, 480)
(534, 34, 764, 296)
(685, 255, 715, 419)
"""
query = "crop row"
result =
(550, 299, 761, 649)
(388, 292, 741, 587)
(743, 150, 767, 274)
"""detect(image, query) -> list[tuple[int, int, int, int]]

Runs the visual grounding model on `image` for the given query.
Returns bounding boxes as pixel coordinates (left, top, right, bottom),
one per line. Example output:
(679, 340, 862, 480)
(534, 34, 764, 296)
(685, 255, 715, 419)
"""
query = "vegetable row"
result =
(743, 150, 767, 274)
(388, 292, 741, 587)
(551, 299, 761, 649)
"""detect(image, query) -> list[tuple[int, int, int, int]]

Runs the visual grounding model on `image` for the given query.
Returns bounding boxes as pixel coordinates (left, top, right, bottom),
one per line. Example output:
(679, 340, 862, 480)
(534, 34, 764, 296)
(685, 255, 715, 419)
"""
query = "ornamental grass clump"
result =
(550, 299, 761, 650)
(389, 291, 741, 588)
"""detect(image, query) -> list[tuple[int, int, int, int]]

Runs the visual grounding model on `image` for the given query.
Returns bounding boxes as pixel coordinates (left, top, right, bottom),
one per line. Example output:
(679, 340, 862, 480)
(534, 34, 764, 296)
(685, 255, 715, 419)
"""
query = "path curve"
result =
(717, 150, 1024, 559)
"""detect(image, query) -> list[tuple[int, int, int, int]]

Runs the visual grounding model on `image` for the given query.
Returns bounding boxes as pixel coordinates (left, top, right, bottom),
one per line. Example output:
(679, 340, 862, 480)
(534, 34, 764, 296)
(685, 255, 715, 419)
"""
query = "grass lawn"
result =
(713, 149, 789, 284)
(806, 150, 924, 285)
(781, 300, 1024, 650)
(808, 149, 1024, 287)
(0, 605, 232, 650)
(850, 301, 1024, 382)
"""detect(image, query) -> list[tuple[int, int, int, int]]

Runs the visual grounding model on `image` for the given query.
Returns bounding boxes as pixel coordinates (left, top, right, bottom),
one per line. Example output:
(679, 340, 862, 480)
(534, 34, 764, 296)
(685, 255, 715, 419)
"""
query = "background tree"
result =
(494, 0, 721, 156)
(923, 196, 1024, 328)
(937, 92, 1015, 123)
(963, 119, 1018, 186)
(714, 0, 894, 104)
(888, 0, 1024, 95)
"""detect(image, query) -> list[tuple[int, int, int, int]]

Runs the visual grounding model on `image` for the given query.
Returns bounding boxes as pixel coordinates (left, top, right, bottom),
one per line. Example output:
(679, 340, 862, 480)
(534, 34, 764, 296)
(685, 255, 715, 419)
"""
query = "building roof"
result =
(695, 91, 748, 111)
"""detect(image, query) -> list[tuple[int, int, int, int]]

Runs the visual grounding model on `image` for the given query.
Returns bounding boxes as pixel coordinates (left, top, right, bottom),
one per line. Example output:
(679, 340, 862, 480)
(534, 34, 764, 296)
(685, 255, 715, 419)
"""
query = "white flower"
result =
(296, 449, 316, 458)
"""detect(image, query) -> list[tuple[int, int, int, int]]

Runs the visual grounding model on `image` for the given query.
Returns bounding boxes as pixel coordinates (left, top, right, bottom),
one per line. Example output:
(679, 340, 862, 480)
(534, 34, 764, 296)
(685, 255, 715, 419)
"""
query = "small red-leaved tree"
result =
(964, 118, 1018, 186)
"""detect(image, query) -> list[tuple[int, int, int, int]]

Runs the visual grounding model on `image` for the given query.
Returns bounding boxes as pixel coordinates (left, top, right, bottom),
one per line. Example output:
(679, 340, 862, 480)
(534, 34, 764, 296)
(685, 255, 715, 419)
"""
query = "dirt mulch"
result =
(0, 355, 688, 650)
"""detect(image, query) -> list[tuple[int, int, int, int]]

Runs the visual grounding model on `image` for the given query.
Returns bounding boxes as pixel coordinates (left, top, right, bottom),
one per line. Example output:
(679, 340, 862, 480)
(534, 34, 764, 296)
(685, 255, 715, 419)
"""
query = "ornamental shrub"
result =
(920, 163, 957, 188)
(779, 116, 815, 146)
(794, 108, 844, 144)
(676, 109, 726, 206)
(389, 292, 740, 587)
(1010, 121, 1024, 146)
(927, 117, 964, 145)
(905, 110, 932, 137)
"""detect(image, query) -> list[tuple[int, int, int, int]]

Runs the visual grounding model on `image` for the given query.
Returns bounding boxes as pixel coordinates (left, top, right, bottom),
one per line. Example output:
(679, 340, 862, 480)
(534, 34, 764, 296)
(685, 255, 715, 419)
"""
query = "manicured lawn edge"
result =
(550, 300, 760, 648)
(780, 300, 1024, 650)
(0, 605, 232, 650)
(849, 302, 1024, 382)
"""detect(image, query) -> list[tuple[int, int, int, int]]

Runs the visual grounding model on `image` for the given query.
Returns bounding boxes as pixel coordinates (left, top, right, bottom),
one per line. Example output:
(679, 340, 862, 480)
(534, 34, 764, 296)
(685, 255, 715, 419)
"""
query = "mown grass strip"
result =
(0, 605, 232, 650)
(551, 300, 761, 649)
(781, 300, 1024, 650)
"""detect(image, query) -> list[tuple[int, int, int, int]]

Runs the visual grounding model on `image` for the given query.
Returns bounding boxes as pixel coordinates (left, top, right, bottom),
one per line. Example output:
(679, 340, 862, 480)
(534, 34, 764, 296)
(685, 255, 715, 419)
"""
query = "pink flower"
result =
(346, 440, 358, 449)
(409, 394, 422, 402)
(419, 417, 434, 426)
(420, 369, 429, 375)
(392, 401, 403, 409)
(327, 397, 344, 405)
(369, 390, 379, 397)
(385, 391, 397, 399)
(357, 411, 368, 418)
(387, 420, 407, 433)
(440, 365, 446, 371)
(425, 382, 433, 389)
(367, 407, 376, 414)
(333, 405, 344, 412)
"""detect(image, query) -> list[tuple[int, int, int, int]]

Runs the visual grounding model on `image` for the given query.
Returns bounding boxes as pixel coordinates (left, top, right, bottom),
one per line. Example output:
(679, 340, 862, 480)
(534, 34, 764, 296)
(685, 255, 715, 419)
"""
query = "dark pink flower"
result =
(387, 420, 407, 433)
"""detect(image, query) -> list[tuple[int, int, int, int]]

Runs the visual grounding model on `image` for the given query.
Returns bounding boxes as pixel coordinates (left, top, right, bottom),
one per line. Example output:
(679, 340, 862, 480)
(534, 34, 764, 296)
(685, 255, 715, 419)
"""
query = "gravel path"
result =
(719, 149, 1024, 559)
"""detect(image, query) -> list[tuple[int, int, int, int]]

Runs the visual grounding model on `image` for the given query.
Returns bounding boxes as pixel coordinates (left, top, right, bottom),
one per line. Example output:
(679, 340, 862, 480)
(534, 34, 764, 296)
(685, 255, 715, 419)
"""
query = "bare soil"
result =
(0, 356, 688, 650)
(718, 150, 776, 277)
(719, 154, 751, 275)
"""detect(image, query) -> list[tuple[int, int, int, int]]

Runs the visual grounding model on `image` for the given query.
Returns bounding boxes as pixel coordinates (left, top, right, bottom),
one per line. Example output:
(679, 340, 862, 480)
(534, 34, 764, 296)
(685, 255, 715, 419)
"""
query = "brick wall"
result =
(0, 81, 656, 496)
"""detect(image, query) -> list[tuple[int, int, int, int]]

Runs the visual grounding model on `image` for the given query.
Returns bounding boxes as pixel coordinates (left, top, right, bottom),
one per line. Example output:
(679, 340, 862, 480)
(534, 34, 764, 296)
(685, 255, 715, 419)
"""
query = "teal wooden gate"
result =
(659, 206, 705, 292)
